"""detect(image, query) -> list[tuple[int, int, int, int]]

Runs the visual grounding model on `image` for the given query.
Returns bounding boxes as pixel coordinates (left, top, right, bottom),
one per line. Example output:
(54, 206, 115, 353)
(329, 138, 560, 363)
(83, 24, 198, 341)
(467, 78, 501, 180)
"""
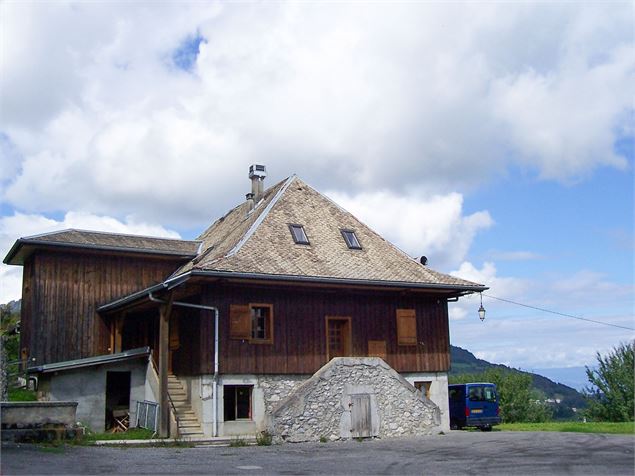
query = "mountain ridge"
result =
(450, 345, 587, 415)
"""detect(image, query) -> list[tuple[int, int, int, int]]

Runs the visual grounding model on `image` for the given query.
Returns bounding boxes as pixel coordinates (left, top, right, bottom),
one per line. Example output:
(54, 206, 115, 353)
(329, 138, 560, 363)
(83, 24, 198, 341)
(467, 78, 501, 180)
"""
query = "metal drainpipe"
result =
(148, 293, 220, 437)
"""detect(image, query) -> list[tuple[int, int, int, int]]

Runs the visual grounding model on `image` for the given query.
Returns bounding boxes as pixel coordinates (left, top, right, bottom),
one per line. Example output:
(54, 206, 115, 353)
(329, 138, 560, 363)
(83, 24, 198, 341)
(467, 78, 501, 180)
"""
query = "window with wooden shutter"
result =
(249, 303, 273, 344)
(396, 309, 417, 346)
(230, 304, 251, 340)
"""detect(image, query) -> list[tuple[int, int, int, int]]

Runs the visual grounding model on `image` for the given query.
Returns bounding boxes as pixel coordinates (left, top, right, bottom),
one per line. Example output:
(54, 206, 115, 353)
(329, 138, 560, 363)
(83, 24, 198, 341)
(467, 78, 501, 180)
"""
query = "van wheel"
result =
(450, 421, 462, 430)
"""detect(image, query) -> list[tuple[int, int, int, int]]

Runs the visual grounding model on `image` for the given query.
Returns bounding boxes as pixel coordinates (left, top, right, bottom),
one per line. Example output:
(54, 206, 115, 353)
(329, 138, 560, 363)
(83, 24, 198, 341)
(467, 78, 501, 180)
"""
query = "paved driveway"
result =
(2, 431, 633, 475)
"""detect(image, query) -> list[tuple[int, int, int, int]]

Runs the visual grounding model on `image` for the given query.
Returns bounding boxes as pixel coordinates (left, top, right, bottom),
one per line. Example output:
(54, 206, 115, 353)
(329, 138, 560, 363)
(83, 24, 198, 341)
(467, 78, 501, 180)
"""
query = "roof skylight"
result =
(341, 229, 362, 250)
(289, 224, 310, 245)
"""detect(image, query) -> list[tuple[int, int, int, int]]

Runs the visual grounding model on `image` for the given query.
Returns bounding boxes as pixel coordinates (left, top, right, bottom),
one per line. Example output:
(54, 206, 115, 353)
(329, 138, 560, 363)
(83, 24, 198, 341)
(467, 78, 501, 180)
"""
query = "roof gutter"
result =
(98, 267, 486, 314)
(188, 269, 488, 293)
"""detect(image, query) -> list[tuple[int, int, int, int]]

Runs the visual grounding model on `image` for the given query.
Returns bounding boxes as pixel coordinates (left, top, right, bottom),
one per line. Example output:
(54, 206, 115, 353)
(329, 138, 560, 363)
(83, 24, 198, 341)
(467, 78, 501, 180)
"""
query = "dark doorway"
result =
(223, 385, 253, 421)
(105, 371, 131, 430)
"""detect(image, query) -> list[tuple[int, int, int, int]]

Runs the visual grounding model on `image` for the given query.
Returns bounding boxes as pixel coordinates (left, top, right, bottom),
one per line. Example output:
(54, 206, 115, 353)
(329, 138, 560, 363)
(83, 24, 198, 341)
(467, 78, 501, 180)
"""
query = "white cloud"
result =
(448, 261, 635, 369)
(327, 191, 492, 270)
(0, 2, 632, 228)
(0, 211, 180, 303)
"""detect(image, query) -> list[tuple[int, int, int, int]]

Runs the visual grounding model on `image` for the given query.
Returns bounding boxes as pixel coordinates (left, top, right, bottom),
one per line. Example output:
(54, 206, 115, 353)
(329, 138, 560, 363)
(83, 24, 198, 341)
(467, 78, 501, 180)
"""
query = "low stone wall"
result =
(1, 401, 82, 443)
(268, 357, 441, 443)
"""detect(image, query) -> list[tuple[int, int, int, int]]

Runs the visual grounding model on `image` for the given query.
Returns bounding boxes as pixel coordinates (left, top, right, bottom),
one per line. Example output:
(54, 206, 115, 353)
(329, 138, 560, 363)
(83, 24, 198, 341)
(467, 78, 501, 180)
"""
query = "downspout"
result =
(149, 293, 220, 437)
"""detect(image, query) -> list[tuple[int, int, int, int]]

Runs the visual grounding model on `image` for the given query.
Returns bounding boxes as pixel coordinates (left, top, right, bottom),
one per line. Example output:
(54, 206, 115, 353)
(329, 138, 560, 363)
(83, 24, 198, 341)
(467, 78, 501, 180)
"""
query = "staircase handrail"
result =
(148, 358, 180, 437)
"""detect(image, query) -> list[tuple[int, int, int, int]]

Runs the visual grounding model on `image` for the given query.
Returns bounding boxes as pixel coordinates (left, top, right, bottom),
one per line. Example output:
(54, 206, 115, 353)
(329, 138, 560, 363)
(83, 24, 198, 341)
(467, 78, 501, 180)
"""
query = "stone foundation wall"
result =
(268, 358, 441, 443)
(257, 375, 307, 414)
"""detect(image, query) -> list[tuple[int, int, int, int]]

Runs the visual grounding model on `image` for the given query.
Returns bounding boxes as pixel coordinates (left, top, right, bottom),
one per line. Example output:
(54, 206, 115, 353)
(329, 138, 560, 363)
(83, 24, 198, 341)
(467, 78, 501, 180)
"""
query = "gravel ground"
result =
(2, 431, 634, 475)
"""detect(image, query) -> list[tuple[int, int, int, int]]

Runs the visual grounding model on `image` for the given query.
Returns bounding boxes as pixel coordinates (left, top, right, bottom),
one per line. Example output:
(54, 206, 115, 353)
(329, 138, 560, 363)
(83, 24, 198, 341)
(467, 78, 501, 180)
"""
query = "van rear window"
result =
(468, 386, 497, 402)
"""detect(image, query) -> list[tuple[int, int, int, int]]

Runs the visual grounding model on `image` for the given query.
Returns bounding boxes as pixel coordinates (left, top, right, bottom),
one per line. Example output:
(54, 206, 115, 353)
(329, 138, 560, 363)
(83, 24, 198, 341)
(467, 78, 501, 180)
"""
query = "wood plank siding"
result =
(170, 282, 450, 376)
(20, 250, 185, 365)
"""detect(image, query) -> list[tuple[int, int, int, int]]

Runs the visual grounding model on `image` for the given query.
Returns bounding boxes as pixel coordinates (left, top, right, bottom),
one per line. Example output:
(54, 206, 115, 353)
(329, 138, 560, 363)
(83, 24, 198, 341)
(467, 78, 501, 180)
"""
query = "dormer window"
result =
(289, 224, 310, 245)
(341, 229, 362, 249)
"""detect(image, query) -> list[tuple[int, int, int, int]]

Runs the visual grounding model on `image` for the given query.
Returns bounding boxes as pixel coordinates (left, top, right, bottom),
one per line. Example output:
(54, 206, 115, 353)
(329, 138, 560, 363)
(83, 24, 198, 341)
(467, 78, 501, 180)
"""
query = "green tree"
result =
(450, 369, 552, 423)
(584, 341, 634, 422)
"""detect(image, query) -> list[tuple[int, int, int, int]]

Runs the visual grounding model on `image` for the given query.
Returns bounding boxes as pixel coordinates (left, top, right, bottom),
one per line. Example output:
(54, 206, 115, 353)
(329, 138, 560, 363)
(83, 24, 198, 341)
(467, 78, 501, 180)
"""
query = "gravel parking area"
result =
(2, 431, 634, 475)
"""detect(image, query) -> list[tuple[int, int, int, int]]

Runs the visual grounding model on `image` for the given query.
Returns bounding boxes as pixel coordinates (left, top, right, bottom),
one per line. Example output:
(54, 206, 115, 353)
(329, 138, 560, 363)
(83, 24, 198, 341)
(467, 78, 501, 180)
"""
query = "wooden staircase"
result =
(168, 373, 205, 438)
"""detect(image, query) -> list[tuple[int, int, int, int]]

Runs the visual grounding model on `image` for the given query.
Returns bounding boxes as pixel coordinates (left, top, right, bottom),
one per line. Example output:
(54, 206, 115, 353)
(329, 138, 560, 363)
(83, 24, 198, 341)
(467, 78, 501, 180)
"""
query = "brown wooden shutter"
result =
(396, 309, 417, 346)
(368, 340, 387, 360)
(230, 304, 251, 339)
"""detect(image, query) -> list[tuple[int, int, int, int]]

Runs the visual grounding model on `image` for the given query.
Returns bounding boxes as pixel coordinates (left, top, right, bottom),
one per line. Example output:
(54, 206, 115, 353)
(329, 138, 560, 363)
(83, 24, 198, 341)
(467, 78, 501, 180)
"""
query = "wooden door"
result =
(350, 394, 371, 438)
(326, 317, 352, 360)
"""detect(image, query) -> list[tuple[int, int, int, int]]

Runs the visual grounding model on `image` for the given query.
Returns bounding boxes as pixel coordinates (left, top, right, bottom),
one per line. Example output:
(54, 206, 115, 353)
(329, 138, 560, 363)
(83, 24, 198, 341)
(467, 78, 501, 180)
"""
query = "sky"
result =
(0, 1, 633, 375)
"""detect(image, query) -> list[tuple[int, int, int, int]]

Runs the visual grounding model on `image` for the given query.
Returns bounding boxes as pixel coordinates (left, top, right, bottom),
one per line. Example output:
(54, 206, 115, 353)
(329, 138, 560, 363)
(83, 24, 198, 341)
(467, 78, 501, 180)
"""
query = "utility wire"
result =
(482, 293, 635, 331)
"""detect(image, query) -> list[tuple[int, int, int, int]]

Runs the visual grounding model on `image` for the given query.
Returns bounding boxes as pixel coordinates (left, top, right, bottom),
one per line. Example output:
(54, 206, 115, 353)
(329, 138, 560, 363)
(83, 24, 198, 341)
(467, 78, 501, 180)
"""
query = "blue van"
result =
(448, 383, 501, 431)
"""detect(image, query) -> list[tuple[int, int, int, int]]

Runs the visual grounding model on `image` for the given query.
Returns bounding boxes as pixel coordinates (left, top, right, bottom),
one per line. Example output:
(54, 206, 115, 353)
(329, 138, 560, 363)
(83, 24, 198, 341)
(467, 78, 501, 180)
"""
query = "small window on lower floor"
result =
(414, 381, 432, 399)
(223, 385, 253, 421)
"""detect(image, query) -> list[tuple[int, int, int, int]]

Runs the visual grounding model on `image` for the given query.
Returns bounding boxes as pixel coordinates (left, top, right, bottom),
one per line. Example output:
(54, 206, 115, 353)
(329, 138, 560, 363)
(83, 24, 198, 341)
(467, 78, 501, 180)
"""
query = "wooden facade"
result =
(20, 250, 186, 365)
(164, 282, 451, 376)
(20, 250, 452, 375)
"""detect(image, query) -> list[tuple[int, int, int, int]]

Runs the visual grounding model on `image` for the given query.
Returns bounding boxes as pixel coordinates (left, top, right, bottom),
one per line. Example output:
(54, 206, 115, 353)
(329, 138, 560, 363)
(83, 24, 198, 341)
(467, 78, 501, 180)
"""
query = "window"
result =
(229, 303, 273, 343)
(289, 224, 310, 245)
(468, 385, 497, 402)
(251, 305, 272, 341)
(414, 381, 432, 399)
(223, 385, 253, 420)
(396, 309, 417, 346)
(341, 229, 362, 249)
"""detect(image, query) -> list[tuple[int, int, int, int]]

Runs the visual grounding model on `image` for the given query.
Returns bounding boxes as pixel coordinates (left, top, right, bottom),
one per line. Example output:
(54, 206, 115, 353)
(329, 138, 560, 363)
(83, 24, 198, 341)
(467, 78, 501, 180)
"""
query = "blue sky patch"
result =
(172, 31, 206, 72)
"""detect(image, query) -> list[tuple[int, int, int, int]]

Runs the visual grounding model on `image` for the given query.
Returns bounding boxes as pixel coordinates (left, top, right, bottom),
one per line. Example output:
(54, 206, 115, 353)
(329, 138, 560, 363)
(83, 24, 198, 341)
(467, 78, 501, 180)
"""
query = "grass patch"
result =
(256, 431, 272, 446)
(8, 388, 37, 401)
(82, 427, 156, 443)
(229, 436, 247, 447)
(498, 421, 634, 435)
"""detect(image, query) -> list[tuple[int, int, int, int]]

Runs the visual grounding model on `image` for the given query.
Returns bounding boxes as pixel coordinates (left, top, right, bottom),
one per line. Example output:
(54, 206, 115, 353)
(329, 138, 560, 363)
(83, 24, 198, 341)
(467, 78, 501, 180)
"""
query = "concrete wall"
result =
(38, 358, 151, 432)
(1, 401, 77, 427)
(402, 372, 450, 432)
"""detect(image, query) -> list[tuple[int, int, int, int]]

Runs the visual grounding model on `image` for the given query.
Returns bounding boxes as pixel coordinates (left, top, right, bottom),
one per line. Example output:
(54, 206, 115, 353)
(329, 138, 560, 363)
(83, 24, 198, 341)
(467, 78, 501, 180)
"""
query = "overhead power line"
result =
(482, 293, 635, 332)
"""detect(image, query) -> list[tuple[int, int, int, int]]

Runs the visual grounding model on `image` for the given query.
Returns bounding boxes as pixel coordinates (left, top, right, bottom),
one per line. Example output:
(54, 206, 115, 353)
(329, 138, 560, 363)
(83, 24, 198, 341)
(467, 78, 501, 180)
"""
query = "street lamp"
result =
(478, 293, 486, 321)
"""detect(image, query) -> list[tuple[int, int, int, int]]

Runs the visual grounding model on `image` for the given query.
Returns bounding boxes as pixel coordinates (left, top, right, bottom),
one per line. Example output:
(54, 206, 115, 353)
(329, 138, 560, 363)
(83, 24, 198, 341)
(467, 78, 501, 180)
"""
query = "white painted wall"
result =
(402, 372, 450, 432)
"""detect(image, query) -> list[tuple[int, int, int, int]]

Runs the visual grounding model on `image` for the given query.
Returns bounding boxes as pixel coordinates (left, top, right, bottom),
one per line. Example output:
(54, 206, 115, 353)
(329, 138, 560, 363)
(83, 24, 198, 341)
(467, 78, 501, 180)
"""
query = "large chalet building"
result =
(4, 165, 486, 440)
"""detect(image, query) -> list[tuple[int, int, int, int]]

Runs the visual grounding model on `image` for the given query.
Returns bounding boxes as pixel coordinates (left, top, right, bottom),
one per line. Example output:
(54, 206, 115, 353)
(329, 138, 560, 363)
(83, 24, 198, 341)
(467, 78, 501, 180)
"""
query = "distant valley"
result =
(450, 345, 587, 416)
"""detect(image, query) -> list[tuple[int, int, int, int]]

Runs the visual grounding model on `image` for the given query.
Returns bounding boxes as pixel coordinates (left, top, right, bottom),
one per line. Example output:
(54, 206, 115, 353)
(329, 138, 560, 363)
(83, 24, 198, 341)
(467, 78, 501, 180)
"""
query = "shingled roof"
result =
(4, 229, 201, 265)
(173, 176, 483, 290)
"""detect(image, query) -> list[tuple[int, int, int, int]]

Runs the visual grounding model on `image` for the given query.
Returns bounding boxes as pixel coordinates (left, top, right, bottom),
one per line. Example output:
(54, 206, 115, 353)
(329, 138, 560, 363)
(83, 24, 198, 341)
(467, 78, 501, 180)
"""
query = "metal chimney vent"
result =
(248, 164, 267, 203)
(249, 164, 267, 179)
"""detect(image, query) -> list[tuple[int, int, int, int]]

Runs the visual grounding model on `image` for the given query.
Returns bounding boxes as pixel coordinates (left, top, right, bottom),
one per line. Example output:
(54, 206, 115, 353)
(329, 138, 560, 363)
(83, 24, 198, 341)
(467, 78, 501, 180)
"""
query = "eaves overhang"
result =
(97, 269, 487, 314)
(3, 238, 200, 265)
(187, 269, 488, 293)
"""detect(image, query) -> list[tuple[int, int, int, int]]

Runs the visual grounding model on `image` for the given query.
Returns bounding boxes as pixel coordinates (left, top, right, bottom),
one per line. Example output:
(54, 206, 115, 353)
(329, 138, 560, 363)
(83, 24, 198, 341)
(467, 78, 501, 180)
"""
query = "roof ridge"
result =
(224, 175, 297, 259)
